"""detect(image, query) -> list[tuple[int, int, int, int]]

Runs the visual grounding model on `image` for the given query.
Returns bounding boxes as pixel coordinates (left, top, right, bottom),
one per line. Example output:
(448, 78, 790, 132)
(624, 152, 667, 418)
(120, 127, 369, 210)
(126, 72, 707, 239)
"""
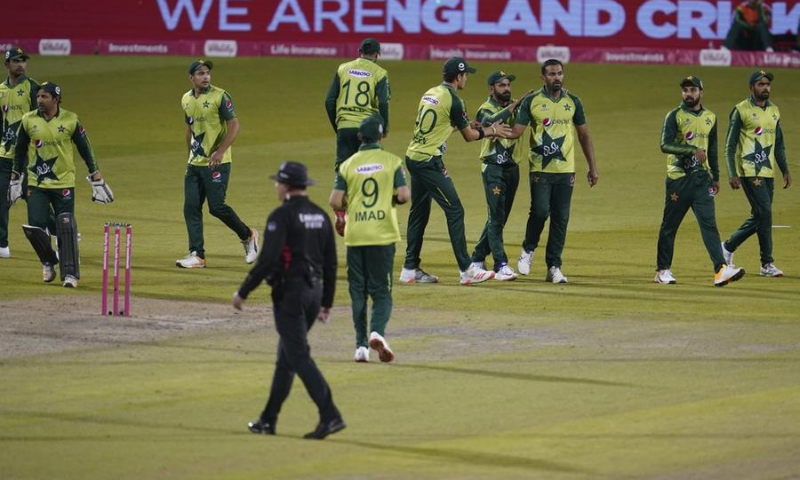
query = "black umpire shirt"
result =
(237, 195, 337, 308)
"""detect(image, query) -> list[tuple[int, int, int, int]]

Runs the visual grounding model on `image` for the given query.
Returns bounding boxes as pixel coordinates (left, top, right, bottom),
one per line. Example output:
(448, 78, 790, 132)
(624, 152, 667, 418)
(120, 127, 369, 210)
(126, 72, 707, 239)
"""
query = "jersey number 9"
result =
(361, 177, 379, 208)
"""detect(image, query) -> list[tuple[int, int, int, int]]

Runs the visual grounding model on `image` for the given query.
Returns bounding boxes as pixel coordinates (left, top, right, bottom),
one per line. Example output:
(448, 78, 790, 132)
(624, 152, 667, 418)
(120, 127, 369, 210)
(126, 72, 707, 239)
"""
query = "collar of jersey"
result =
(36, 106, 61, 121)
(3, 75, 28, 88)
(358, 143, 383, 151)
(539, 86, 565, 102)
(680, 102, 705, 115)
(748, 96, 772, 109)
(193, 86, 211, 98)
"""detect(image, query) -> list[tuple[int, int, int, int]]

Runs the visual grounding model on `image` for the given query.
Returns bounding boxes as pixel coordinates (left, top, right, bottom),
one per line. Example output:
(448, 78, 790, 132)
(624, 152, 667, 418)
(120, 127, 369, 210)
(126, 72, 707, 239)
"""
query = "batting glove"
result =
(8, 176, 23, 205)
(87, 174, 114, 204)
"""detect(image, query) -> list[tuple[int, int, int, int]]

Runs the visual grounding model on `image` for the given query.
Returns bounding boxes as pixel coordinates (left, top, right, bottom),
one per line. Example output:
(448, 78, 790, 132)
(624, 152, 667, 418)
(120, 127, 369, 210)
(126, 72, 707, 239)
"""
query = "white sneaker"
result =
(460, 265, 495, 285)
(399, 267, 439, 284)
(517, 249, 533, 275)
(62, 274, 78, 288)
(495, 264, 518, 281)
(368, 332, 394, 363)
(42, 263, 56, 283)
(243, 228, 259, 264)
(654, 269, 677, 284)
(175, 251, 206, 268)
(470, 261, 486, 271)
(760, 263, 783, 277)
(354, 346, 369, 363)
(546, 266, 568, 284)
(715, 264, 745, 286)
(721, 242, 734, 267)
(0, 246, 10, 258)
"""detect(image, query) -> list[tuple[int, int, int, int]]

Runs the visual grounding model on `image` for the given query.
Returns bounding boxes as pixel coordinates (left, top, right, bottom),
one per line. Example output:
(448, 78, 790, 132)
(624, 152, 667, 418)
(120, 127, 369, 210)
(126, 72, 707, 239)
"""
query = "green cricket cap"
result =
(359, 38, 381, 55)
(359, 115, 384, 141)
(680, 75, 703, 90)
(487, 70, 516, 86)
(188, 59, 214, 75)
(749, 69, 774, 85)
(4, 46, 30, 62)
(443, 57, 476, 76)
(39, 82, 62, 98)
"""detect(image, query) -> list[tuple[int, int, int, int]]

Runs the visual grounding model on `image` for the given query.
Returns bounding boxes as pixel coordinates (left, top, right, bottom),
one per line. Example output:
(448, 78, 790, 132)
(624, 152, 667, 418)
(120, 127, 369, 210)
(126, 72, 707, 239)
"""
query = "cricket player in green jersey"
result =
(508, 59, 599, 284)
(330, 116, 409, 363)
(469, 70, 532, 282)
(10, 82, 113, 288)
(400, 57, 511, 286)
(1, 46, 40, 259)
(176, 60, 258, 269)
(721, 70, 792, 277)
(324, 38, 391, 235)
(654, 76, 745, 287)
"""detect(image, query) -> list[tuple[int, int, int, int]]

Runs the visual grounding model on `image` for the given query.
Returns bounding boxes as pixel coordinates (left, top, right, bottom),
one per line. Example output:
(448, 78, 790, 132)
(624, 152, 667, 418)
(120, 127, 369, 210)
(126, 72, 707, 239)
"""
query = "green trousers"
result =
(724, 177, 775, 265)
(656, 172, 725, 272)
(27, 186, 74, 229)
(471, 162, 520, 269)
(0, 158, 11, 248)
(522, 172, 573, 268)
(403, 156, 471, 272)
(183, 163, 249, 258)
(335, 128, 360, 167)
(347, 244, 395, 348)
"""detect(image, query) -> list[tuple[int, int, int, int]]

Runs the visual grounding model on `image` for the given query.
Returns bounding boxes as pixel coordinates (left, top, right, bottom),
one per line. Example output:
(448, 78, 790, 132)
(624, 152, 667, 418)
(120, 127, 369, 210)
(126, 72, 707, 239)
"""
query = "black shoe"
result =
(247, 418, 276, 435)
(303, 417, 346, 440)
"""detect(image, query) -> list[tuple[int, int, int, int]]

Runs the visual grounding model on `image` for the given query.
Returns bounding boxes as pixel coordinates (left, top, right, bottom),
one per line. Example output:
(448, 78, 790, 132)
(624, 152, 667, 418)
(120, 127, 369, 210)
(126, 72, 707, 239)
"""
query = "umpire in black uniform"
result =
(232, 161, 345, 440)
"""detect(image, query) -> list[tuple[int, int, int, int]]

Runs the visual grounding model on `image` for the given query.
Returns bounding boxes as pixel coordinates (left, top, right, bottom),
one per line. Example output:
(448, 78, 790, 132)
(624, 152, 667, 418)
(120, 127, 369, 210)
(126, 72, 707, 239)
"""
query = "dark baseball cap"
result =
(749, 69, 774, 85)
(359, 115, 384, 141)
(679, 75, 704, 90)
(443, 57, 476, 76)
(487, 70, 516, 86)
(188, 59, 214, 75)
(359, 38, 380, 55)
(39, 82, 62, 98)
(270, 161, 315, 187)
(4, 46, 30, 62)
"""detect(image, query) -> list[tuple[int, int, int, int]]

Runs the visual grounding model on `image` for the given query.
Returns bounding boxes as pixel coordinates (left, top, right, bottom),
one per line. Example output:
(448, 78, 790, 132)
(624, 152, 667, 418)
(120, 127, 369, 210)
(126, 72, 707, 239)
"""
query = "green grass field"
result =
(1, 56, 799, 479)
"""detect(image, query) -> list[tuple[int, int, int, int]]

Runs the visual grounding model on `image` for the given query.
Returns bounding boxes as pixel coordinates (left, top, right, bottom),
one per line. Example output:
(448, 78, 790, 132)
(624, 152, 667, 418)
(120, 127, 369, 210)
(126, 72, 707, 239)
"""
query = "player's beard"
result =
(683, 96, 698, 107)
(548, 81, 562, 93)
(757, 89, 770, 100)
(494, 91, 512, 103)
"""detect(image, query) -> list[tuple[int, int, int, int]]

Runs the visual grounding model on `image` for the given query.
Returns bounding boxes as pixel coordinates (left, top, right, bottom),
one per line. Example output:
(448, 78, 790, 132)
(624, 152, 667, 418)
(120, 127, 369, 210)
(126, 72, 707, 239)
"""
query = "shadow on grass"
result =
(331, 438, 589, 475)
(387, 363, 637, 388)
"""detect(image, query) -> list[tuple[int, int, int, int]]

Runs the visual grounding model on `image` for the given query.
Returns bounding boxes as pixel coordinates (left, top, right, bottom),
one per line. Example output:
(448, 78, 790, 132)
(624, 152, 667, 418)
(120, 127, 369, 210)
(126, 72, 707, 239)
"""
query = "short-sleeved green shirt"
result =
(476, 96, 521, 165)
(333, 58, 390, 130)
(181, 85, 236, 166)
(405, 83, 470, 162)
(726, 97, 785, 178)
(334, 144, 407, 246)
(516, 87, 586, 173)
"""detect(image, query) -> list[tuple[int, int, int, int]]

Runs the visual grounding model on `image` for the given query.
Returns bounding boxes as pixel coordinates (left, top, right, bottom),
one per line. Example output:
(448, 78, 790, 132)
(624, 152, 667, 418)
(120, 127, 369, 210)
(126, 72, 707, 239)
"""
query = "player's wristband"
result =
(477, 128, 485, 140)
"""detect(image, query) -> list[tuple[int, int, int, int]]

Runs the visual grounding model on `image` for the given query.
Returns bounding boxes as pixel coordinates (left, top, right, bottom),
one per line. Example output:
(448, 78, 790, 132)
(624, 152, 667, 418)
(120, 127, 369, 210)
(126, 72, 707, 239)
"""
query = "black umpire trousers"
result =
(260, 279, 341, 424)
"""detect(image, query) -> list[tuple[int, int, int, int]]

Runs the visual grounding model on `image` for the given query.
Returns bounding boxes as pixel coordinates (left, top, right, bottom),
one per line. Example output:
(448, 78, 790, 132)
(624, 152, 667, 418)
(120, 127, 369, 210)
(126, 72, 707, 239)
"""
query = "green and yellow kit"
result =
(725, 97, 788, 179)
(516, 87, 586, 173)
(325, 57, 390, 133)
(182, 85, 236, 167)
(477, 96, 521, 165)
(661, 103, 719, 181)
(406, 83, 470, 162)
(0, 75, 39, 161)
(14, 108, 98, 189)
(335, 144, 406, 246)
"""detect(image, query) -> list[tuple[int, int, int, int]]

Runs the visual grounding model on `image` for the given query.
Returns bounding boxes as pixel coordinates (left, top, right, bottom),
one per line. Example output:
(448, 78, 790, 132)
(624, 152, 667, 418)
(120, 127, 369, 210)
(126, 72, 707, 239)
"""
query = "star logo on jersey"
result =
(563, 103, 571, 111)
(492, 186, 501, 195)
(202, 101, 210, 109)
(16, 89, 24, 97)
(742, 138, 772, 176)
(189, 131, 207, 159)
(670, 192, 679, 202)
(32, 152, 59, 185)
(705, 118, 712, 126)
(2, 121, 20, 150)
(772, 114, 778, 121)
(533, 175, 540, 183)
(533, 129, 566, 169)
(752, 178, 762, 187)
(58, 125, 66, 133)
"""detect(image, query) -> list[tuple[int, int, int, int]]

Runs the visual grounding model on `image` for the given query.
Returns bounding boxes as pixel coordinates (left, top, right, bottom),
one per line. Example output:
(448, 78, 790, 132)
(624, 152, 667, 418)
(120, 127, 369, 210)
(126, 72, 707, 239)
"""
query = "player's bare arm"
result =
(209, 117, 240, 168)
(576, 124, 599, 186)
